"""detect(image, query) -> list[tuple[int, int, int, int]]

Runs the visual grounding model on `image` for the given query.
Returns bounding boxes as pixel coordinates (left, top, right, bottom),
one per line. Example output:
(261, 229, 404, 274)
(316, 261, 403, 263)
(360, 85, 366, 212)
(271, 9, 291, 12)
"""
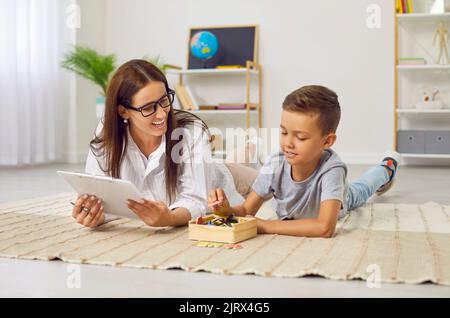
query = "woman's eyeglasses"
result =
(124, 89, 175, 117)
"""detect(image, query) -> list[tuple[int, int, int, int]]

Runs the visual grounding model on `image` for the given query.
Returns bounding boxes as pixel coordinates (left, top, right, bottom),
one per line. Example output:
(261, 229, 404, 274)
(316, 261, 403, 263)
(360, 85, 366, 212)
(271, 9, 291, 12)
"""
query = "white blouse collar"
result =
(126, 128, 166, 176)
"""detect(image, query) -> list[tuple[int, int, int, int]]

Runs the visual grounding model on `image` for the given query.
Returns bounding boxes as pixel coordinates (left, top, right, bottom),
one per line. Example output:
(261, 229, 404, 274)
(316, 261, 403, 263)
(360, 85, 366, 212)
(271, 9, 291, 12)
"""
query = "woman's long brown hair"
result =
(90, 59, 210, 204)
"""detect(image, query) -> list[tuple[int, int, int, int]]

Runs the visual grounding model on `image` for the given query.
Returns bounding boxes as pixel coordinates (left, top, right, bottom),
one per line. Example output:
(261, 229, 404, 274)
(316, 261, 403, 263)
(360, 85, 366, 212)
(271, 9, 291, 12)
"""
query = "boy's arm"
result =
(228, 191, 265, 217)
(257, 199, 341, 238)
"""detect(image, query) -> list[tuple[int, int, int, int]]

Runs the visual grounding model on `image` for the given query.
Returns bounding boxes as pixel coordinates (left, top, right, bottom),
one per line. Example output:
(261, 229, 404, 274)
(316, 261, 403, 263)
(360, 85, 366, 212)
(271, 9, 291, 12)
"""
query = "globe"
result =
(190, 31, 218, 62)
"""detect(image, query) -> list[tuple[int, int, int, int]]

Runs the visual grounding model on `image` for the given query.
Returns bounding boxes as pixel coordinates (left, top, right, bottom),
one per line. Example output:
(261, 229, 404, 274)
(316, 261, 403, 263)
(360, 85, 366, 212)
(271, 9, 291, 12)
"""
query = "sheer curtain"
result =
(0, 0, 73, 166)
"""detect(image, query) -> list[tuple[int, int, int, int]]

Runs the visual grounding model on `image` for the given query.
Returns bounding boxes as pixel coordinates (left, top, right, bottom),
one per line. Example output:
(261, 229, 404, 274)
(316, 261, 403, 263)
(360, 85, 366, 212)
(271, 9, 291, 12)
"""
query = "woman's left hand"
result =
(127, 199, 173, 227)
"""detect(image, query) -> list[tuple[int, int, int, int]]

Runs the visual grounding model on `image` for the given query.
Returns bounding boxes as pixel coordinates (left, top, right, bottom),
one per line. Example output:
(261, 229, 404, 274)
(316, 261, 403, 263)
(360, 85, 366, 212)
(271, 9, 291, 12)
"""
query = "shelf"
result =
(190, 109, 258, 115)
(167, 68, 259, 76)
(397, 65, 450, 70)
(397, 109, 450, 114)
(397, 13, 450, 20)
(400, 153, 450, 159)
(168, 62, 263, 130)
(395, 12, 450, 164)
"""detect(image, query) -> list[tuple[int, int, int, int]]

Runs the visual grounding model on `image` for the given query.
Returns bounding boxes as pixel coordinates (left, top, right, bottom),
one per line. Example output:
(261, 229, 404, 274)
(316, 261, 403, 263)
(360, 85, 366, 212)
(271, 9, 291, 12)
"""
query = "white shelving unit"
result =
(167, 62, 262, 129)
(397, 109, 450, 114)
(397, 64, 450, 70)
(190, 109, 259, 115)
(397, 12, 450, 20)
(167, 68, 259, 76)
(167, 61, 263, 159)
(394, 8, 450, 162)
(401, 153, 450, 159)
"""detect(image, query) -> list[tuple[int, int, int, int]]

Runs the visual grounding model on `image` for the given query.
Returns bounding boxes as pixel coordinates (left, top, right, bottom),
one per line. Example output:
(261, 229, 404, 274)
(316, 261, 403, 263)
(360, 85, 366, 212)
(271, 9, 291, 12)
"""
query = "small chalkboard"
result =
(187, 25, 259, 69)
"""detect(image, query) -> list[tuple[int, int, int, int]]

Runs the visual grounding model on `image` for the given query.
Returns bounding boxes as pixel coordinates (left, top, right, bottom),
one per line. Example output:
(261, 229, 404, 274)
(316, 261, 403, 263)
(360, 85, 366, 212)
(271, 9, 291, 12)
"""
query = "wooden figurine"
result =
(423, 89, 439, 102)
(433, 21, 449, 65)
(415, 89, 444, 109)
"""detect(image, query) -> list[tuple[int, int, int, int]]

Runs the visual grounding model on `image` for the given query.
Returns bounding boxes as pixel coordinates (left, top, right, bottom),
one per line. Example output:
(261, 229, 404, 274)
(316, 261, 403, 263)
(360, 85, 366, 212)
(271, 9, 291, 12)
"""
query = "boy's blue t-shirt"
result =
(252, 149, 348, 220)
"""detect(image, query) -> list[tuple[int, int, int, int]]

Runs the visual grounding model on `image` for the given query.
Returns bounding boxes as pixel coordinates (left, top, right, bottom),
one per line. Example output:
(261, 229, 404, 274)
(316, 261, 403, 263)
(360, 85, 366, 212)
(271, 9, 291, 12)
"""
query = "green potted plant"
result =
(62, 46, 172, 119)
(61, 46, 116, 119)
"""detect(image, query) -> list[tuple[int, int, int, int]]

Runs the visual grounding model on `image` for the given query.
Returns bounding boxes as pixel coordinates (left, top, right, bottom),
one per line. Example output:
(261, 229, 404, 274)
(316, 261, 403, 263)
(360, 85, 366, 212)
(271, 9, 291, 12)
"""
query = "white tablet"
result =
(57, 171, 143, 219)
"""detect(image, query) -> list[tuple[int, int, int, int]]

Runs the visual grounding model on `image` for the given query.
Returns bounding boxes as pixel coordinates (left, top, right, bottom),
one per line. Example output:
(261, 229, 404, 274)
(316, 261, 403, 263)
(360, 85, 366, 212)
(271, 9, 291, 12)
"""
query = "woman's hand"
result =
(127, 199, 174, 227)
(208, 188, 232, 216)
(72, 194, 105, 228)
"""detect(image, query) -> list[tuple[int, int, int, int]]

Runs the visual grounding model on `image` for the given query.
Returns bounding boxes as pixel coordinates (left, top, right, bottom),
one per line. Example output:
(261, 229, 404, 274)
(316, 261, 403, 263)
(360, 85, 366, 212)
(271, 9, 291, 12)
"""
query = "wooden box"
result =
(188, 215, 257, 243)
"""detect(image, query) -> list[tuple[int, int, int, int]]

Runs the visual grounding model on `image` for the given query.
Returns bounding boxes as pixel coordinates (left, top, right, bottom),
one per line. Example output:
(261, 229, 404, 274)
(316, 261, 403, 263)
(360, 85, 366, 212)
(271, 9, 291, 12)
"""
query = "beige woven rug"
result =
(0, 193, 449, 285)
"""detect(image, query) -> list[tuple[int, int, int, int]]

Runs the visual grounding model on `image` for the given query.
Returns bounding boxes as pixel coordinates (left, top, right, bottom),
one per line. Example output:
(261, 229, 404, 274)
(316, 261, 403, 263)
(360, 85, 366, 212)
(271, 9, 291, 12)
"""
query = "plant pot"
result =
(96, 96, 105, 120)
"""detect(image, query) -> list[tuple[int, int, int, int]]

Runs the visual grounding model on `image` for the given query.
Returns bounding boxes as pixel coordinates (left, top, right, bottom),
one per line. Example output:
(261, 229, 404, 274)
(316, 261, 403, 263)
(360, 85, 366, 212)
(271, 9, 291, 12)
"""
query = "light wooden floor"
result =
(0, 163, 449, 298)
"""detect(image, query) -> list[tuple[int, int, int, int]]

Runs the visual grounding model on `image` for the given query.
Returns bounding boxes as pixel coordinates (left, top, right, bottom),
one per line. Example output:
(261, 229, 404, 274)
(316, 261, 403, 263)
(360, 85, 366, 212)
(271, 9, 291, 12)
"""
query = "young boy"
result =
(208, 85, 400, 238)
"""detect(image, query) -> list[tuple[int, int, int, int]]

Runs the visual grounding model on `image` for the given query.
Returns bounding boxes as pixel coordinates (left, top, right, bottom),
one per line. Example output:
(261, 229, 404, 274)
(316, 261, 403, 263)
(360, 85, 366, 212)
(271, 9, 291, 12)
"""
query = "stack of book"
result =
(198, 105, 217, 111)
(398, 57, 427, 65)
(196, 104, 256, 111)
(173, 89, 257, 112)
(217, 103, 247, 110)
(397, 0, 413, 14)
(216, 65, 245, 69)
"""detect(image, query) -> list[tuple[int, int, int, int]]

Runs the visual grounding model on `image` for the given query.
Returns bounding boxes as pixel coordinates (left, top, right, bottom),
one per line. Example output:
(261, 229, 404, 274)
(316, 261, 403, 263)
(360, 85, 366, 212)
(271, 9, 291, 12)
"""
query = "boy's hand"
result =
(253, 217, 268, 234)
(208, 188, 232, 216)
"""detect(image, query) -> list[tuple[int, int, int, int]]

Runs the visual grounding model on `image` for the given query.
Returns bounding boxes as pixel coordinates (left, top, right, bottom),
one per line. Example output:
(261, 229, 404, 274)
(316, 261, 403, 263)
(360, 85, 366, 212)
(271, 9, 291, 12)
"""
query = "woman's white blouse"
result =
(85, 125, 243, 219)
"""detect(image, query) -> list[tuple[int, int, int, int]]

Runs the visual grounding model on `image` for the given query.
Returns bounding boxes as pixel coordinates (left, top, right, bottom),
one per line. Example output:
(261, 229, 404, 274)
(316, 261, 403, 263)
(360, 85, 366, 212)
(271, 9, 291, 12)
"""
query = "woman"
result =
(72, 59, 257, 228)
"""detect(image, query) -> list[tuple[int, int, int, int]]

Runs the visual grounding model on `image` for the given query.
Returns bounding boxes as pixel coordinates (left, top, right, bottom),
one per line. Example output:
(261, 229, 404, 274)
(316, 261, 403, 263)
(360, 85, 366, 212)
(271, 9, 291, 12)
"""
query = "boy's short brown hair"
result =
(282, 85, 341, 135)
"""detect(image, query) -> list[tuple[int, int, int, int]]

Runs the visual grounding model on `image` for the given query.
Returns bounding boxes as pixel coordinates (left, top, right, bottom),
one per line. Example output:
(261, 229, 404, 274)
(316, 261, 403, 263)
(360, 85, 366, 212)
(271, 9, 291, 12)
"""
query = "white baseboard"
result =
(63, 151, 86, 164)
(339, 152, 450, 166)
(338, 152, 384, 165)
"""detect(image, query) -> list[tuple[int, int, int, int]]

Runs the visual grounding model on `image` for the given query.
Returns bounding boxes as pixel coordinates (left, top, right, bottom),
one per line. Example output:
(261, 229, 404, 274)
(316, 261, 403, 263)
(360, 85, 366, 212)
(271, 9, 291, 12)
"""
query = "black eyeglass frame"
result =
(123, 89, 175, 117)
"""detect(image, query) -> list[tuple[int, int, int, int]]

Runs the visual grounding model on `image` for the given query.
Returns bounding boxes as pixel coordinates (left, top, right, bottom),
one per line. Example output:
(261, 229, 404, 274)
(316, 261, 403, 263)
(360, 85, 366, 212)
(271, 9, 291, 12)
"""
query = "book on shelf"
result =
(216, 65, 245, 69)
(174, 84, 191, 111)
(217, 103, 247, 110)
(406, 0, 413, 13)
(398, 57, 427, 65)
(397, 0, 413, 14)
(196, 104, 256, 111)
(180, 86, 195, 110)
(174, 84, 201, 111)
(198, 105, 217, 110)
(163, 64, 182, 71)
(396, 0, 403, 14)
(402, 0, 408, 13)
(217, 103, 258, 110)
(184, 85, 199, 111)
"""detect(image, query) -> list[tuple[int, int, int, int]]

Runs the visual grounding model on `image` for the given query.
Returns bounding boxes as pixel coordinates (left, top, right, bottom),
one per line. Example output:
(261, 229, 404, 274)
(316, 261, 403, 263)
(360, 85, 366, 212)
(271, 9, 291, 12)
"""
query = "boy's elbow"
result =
(319, 224, 335, 238)
(322, 229, 334, 239)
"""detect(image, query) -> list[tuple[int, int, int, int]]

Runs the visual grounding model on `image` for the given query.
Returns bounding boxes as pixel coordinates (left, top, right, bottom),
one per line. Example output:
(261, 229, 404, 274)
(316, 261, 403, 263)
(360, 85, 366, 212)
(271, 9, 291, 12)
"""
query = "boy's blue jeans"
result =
(346, 165, 390, 211)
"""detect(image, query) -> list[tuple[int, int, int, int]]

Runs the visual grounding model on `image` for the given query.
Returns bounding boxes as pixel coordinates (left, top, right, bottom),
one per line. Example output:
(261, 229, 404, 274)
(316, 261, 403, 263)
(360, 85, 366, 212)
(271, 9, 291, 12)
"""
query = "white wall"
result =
(68, 0, 106, 163)
(76, 0, 396, 164)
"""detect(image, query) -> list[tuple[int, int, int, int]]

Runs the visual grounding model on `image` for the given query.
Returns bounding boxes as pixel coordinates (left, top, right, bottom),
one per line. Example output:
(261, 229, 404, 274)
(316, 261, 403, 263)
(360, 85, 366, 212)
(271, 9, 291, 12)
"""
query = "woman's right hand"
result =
(72, 194, 105, 228)
(208, 188, 232, 216)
